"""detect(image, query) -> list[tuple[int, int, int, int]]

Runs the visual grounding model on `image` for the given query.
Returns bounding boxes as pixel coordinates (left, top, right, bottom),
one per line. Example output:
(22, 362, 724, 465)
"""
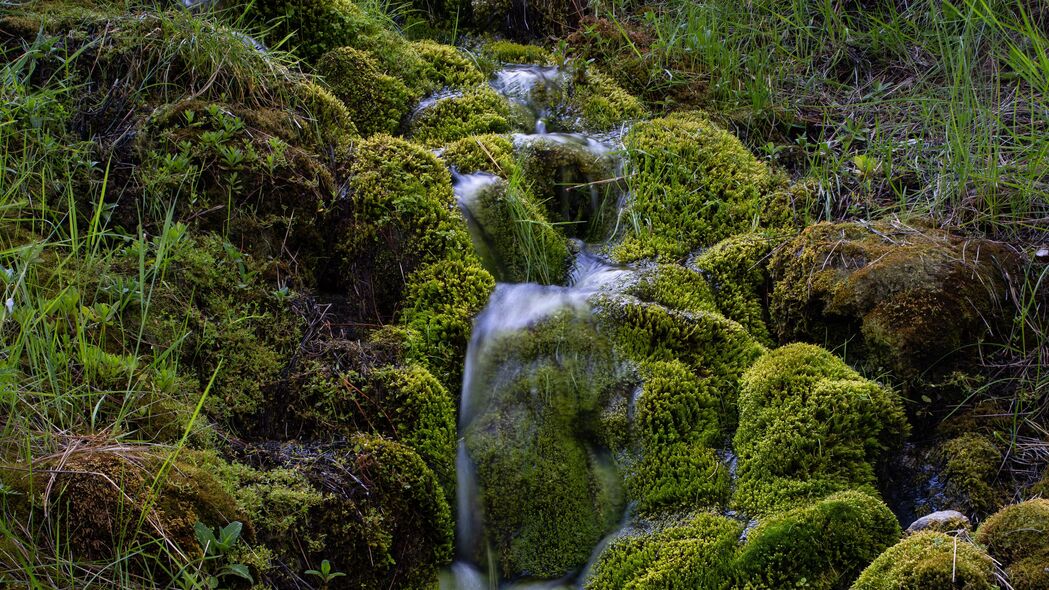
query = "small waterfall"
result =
(491, 65, 565, 134)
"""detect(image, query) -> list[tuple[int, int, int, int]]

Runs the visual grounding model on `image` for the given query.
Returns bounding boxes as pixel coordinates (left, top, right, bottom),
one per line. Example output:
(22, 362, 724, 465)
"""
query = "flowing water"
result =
(437, 65, 637, 589)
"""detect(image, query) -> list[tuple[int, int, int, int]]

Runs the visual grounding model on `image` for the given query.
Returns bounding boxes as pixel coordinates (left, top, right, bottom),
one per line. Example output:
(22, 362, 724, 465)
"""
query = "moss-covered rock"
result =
(737, 491, 900, 590)
(584, 512, 743, 589)
(409, 86, 514, 146)
(733, 343, 908, 515)
(238, 0, 378, 62)
(228, 435, 453, 590)
(614, 112, 785, 263)
(462, 303, 626, 578)
(851, 532, 997, 590)
(769, 221, 1020, 394)
(938, 433, 1005, 518)
(336, 133, 475, 323)
(483, 39, 555, 65)
(562, 66, 647, 130)
(442, 133, 518, 176)
(317, 46, 413, 137)
(693, 232, 785, 346)
(975, 499, 1049, 590)
(411, 39, 487, 89)
(625, 264, 719, 316)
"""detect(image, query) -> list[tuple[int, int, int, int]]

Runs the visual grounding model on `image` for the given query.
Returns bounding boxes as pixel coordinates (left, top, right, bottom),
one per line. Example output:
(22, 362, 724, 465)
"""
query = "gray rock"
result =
(906, 510, 970, 533)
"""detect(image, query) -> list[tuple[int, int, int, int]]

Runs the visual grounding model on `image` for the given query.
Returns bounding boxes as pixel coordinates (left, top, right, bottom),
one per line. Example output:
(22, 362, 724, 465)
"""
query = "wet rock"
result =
(905, 510, 970, 533)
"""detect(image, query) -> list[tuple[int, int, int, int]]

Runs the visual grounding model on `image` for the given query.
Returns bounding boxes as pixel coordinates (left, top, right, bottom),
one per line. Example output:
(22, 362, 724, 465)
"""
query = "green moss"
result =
(293, 80, 359, 151)
(239, 0, 378, 62)
(317, 47, 412, 137)
(975, 499, 1049, 590)
(613, 112, 784, 263)
(733, 343, 908, 515)
(626, 264, 719, 316)
(483, 40, 554, 64)
(338, 134, 475, 322)
(566, 67, 647, 130)
(851, 532, 997, 590)
(463, 308, 625, 578)
(399, 257, 496, 391)
(411, 39, 487, 89)
(938, 433, 1004, 517)
(737, 491, 900, 590)
(455, 174, 569, 284)
(441, 133, 517, 176)
(409, 86, 514, 146)
(769, 221, 1019, 391)
(585, 512, 743, 590)
(693, 232, 785, 346)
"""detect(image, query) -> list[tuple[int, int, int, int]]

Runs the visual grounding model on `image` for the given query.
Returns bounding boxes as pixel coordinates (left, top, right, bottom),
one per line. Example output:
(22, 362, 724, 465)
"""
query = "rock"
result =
(905, 510, 970, 533)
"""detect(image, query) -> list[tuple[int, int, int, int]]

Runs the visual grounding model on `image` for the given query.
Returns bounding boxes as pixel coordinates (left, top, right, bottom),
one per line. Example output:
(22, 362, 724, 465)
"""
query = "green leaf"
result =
(221, 563, 254, 583)
(194, 522, 217, 552)
(219, 521, 243, 548)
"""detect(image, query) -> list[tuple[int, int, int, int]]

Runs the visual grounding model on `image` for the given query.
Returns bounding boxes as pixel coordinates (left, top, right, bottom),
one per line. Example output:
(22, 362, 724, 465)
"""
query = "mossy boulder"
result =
(937, 433, 1005, 518)
(238, 0, 378, 62)
(454, 173, 569, 284)
(442, 133, 518, 176)
(614, 112, 785, 263)
(462, 301, 626, 578)
(335, 133, 475, 323)
(409, 86, 515, 146)
(228, 435, 453, 590)
(585, 512, 743, 589)
(411, 40, 487, 89)
(736, 491, 901, 590)
(558, 66, 647, 130)
(624, 264, 719, 316)
(769, 221, 1020, 395)
(483, 39, 555, 65)
(317, 47, 413, 137)
(975, 499, 1049, 590)
(733, 343, 908, 515)
(693, 232, 785, 346)
(851, 532, 997, 590)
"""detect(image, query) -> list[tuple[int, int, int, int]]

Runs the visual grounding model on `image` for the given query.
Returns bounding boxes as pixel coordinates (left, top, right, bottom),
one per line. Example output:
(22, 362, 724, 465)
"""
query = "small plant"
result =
(305, 559, 346, 589)
(177, 521, 254, 590)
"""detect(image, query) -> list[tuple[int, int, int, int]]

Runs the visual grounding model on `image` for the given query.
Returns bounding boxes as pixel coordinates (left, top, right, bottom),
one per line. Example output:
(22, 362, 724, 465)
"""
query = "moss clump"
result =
(693, 232, 784, 346)
(938, 433, 1004, 518)
(733, 343, 908, 515)
(975, 499, 1049, 590)
(463, 307, 625, 578)
(317, 47, 413, 137)
(292, 80, 360, 151)
(442, 133, 517, 176)
(483, 39, 554, 64)
(629, 360, 729, 513)
(224, 436, 453, 590)
(614, 112, 784, 262)
(625, 264, 718, 316)
(454, 174, 569, 284)
(399, 258, 496, 391)
(411, 39, 487, 89)
(517, 135, 620, 240)
(851, 532, 997, 590)
(337, 134, 475, 323)
(585, 512, 743, 590)
(565, 67, 647, 130)
(737, 491, 901, 590)
(769, 221, 1019, 392)
(239, 0, 378, 62)
(409, 86, 514, 146)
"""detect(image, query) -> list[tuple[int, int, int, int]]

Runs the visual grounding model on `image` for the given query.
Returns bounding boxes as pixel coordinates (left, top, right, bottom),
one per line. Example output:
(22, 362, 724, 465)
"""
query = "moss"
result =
(594, 295, 765, 434)
(317, 47, 413, 137)
(733, 343, 909, 516)
(483, 39, 554, 64)
(292, 80, 359, 152)
(737, 491, 901, 590)
(238, 0, 378, 62)
(409, 85, 514, 146)
(454, 174, 569, 284)
(938, 434, 1004, 518)
(399, 257, 496, 392)
(566, 67, 647, 130)
(975, 499, 1049, 590)
(626, 264, 719, 316)
(225, 436, 453, 590)
(768, 221, 1020, 393)
(585, 512, 743, 590)
(517, 135, 620, 240)
(337, 134, 475, 323)
(441, 133, 517, 176)
(463, 307, 625, 578)
(693, 232, 785, 346)
(851, 532, 997, 590)
(613, 112, 784, 263)
(411, 40, 487, 89)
